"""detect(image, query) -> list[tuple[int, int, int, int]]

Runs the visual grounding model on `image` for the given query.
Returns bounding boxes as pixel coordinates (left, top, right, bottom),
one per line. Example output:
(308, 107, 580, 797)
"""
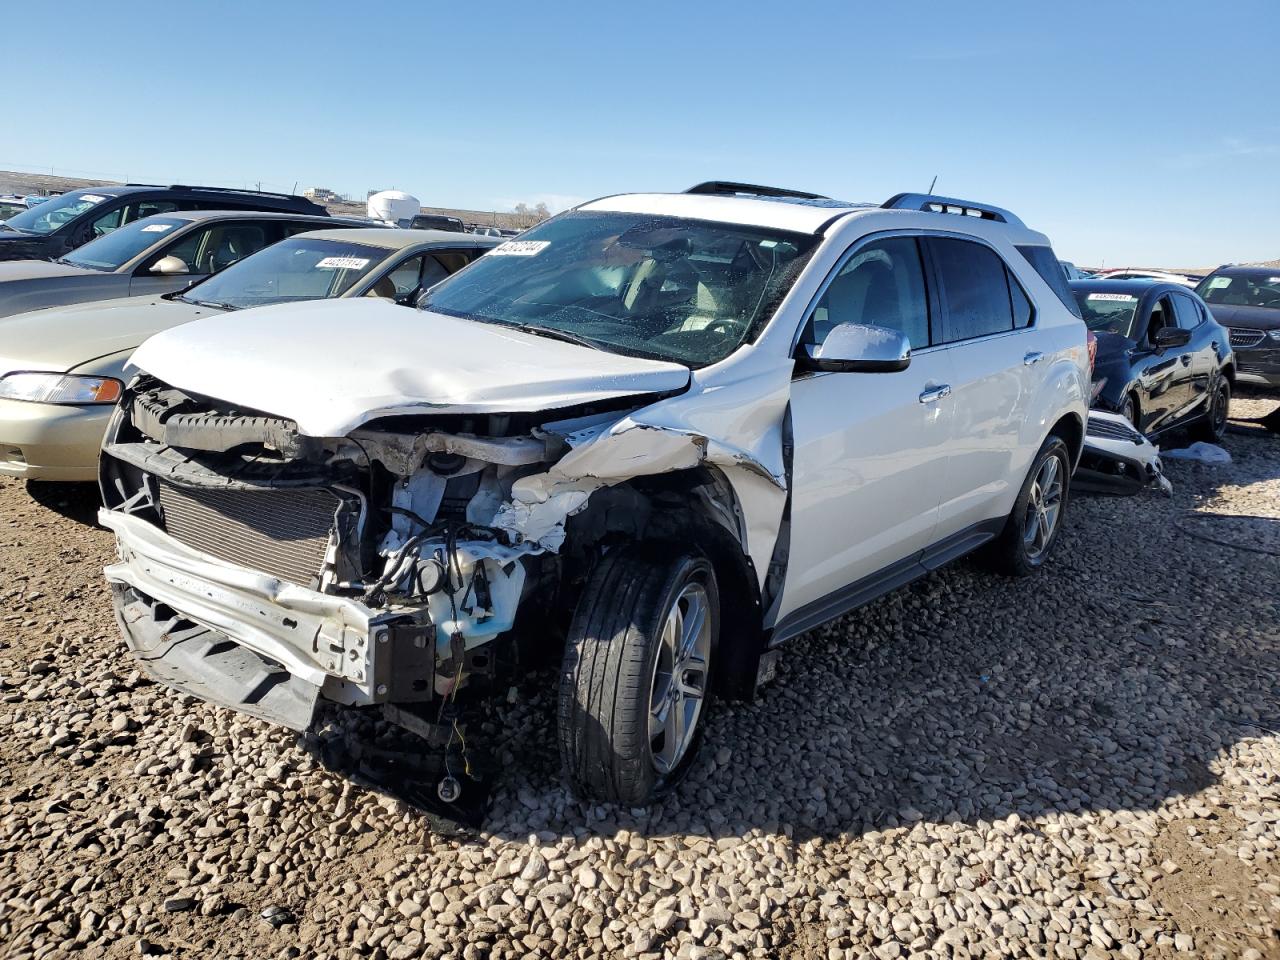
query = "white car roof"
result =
(581, 192, 874, 234)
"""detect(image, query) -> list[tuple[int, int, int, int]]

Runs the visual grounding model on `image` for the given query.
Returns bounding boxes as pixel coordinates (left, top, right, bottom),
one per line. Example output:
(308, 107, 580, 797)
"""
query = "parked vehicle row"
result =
(1194, 266, 1280, 390)
(0, 178, 1267, 810)
(0, 226, 498, 480)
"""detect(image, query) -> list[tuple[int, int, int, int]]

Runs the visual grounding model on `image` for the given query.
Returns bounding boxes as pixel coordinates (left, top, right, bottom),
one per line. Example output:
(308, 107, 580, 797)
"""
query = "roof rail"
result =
(882, 192, 1023, 226)
(685, 181, 828, 201)
(124, 183, 310, 201)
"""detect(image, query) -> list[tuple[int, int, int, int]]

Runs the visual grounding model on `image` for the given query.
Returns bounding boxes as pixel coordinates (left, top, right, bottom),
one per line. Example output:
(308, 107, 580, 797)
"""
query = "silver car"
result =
(0, 209, 370, 320)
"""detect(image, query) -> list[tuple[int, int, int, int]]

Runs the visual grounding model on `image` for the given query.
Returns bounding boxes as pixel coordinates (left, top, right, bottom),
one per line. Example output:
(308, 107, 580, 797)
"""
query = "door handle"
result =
(1023, 351, 1044, 366)
(919, 384, 952, 404)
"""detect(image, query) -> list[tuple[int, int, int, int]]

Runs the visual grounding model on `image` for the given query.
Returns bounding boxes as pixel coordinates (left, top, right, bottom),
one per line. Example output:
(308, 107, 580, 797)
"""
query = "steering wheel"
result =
(705, 318, 747, 336)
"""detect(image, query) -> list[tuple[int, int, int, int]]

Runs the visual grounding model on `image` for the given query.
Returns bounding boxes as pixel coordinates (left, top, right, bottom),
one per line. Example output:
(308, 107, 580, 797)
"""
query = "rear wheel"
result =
(1189, 377, 1230, 443)
(985, 435, 1071, 577)
(558, 545, 718, 805)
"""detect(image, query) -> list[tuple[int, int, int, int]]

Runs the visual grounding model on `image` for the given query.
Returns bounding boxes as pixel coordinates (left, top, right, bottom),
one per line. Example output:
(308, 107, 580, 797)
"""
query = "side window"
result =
(929, 238, 1016, 343)
(158, 222, 270, 274)
(368, 254, 429, 299)
(1173, 294, 1202, 330)
(87, 203, 128, 238)
(1146, 296, 1175, 343)
(804, 237, 930, 350)
(126, 200, 179, 224)
(1015, 244, 1083, 319)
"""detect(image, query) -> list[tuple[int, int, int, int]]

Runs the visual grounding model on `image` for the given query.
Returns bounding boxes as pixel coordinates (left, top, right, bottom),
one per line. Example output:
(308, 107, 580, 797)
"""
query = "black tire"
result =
(985, 435, 1072, 577)
(558, 545, 719, 806)
(1189, 376, 1230, 444)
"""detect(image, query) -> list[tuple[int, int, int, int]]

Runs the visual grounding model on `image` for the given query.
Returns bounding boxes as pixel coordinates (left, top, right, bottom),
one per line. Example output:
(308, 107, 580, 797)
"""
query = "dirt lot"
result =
(2, 400, 1279, 960)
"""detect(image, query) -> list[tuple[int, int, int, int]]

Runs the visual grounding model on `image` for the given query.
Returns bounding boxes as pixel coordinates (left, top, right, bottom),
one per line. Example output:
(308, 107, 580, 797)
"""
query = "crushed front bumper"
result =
(101, 509, 415, 730)
(1075, 411, 1172, 497)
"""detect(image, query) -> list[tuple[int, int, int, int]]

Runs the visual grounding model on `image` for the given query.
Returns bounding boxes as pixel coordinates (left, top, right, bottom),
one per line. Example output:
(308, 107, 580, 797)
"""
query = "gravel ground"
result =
(2, 399, 1279, 960)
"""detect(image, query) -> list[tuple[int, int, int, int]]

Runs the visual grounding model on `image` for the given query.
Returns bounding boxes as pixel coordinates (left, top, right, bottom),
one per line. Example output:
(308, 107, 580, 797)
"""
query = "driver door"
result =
(1136, 294, 1192, 431)
(776, 235, 955, 628)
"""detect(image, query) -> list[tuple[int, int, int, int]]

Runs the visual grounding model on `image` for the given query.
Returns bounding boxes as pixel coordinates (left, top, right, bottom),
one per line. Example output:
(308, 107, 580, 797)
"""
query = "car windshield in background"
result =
(3, 190, 112, 235)
(420, 210, 819, 367)
(1074, 289, 1140, 337)
(0, 201, 26, 221)
(177, 236, 387, 309)
(1196, 273, 1280, 310)
(61, 217, 189, 271)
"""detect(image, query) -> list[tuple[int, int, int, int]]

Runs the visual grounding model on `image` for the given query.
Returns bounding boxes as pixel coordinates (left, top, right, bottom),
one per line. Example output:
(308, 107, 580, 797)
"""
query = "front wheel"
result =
(985, 435, 1071, 577)
(558, 545, 719, 805)
(1189, 377, 1230, 444)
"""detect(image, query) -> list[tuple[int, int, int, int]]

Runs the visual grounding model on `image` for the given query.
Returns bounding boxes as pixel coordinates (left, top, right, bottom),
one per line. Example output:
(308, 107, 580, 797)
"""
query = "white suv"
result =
(99, 182, 1089, 806)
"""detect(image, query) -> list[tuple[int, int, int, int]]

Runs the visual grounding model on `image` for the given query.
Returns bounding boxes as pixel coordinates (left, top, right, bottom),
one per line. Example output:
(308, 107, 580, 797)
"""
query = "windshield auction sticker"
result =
(1087, 293, 1138, 302)
(316, 256, 371, 270)
(490, 240, 550, 256)
(79, 194, 107, 204)
(141, 223, 174, 232)
(1207, 277, 1232, 289)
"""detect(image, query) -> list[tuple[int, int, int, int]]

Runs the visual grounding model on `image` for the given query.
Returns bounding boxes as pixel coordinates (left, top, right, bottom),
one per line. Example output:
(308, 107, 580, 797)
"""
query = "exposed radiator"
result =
(156, 481, 341, 588)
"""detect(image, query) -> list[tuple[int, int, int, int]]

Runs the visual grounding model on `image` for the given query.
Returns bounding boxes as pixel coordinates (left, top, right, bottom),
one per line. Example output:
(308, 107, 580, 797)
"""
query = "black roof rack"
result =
(685, 181, 828, 201)
(882, 192, 1023, 226)
(124, 183, 311, 201)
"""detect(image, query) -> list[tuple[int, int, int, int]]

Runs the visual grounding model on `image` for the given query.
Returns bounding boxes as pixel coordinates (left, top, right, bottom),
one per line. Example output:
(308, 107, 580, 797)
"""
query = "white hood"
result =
(128, 298, 691, 437)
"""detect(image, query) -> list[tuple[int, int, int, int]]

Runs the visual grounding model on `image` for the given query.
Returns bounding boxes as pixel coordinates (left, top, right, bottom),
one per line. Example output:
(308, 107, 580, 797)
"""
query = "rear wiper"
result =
(505, 322, 607, 352)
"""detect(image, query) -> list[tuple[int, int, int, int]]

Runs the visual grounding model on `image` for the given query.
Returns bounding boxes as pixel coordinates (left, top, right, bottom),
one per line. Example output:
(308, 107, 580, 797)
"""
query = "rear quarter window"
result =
(1016, 244, 1084, 319)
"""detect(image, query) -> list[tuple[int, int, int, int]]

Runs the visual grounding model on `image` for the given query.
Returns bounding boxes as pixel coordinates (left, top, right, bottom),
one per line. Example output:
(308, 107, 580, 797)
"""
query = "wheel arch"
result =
(559, 465, 766, 700)
(1047, 410, 1085, 470)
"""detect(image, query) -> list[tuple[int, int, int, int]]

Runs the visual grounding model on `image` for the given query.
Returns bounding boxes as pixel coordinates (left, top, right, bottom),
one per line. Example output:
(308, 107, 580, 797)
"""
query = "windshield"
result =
(177, 236, 388, 309)
(0, 201, 25, 221)
(61, 216, 189, 271)
(419, 210, 819, 366)
(1075, 289, 1140, 337)
(1196, 273, 1280, 310)
(3, 190, 114, 235)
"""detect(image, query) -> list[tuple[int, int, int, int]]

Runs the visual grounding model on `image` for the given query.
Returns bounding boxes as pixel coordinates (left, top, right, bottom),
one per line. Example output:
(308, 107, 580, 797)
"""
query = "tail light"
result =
(1087, 330, 1098, 375)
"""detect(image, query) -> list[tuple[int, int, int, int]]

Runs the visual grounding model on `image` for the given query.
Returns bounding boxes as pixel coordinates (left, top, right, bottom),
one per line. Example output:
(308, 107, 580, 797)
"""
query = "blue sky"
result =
(6, 0, 1277, 266)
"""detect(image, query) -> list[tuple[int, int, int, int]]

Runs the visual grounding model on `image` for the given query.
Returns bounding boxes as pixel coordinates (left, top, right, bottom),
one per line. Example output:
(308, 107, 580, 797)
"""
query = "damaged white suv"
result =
(100, 182, 1089, 806)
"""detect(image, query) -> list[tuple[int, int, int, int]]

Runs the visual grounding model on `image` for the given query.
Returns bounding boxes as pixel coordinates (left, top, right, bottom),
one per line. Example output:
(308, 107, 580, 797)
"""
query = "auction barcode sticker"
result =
(316, 256, 370, 270)
(490, 240, 550, 257)
(80, 194, 106, 204)
(1207, 277, 1232, 289)
(141, 223, 174, 232)
(1087, 293, 1138, 302)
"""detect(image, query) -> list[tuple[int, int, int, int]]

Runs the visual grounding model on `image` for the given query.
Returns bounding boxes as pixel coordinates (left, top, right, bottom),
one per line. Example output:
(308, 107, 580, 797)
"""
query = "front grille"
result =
(1087, 416, 1143, 444)
(1229, 327, 1265, 348)
(156, 481, 340, 588)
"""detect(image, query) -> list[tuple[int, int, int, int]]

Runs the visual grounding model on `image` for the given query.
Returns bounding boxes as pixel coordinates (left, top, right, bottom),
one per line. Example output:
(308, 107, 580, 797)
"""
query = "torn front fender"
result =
(494, 358, 794, 584)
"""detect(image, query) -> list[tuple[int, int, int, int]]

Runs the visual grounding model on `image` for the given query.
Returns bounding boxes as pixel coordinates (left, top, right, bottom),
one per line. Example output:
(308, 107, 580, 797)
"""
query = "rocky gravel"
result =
(2, 398, 1279, 960)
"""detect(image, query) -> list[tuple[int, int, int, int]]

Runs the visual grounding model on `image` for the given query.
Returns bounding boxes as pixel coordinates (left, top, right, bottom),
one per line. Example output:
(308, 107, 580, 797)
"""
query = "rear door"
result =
(778, 234, 954, 624)
(1171, 292, 1218, 417)
(923, 236, 1036, 538)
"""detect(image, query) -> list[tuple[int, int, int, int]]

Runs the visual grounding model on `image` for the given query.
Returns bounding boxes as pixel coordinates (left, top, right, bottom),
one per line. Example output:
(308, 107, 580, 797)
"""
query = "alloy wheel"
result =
(648, 582, 711, 774)
(1022, 454, 1064, 561)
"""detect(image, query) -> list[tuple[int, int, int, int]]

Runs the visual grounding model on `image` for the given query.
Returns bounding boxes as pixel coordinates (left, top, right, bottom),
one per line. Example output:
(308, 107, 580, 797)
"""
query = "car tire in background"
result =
(1121, 393, 1140, 430)
(984, 435, 1072, 577)
(1189, 377, 1230, 444)
(558, 545, 718, 806)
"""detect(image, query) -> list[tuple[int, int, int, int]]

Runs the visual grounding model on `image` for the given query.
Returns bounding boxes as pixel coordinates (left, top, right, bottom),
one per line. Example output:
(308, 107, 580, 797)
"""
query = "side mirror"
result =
(797, 322, 911, 373)
(149, 255, 189, 276)
(1152, 327, 1191, 350)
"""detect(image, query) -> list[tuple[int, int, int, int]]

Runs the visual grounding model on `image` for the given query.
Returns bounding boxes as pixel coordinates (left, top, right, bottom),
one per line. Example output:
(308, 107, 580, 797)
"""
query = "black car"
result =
(1194, 266, 1280, 391)
(0, 185, 328, 262)
(409, 213, 465, 233)
(1071, 279, 1234, 441)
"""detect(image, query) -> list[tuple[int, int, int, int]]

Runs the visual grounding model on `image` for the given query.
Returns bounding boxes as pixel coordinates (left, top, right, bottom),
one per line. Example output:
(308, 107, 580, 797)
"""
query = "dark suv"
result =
(1194, 266, 1280, 391)
(0, 185, 328, 262)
